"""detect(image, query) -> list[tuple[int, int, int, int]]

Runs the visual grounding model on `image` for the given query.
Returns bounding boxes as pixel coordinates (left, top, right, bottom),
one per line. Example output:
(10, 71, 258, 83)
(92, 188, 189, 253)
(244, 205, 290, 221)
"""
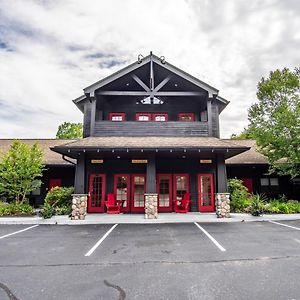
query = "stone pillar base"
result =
(71, 194, 88, 220)
(145, 193, 158, 219)
(215, 193, 230, 218)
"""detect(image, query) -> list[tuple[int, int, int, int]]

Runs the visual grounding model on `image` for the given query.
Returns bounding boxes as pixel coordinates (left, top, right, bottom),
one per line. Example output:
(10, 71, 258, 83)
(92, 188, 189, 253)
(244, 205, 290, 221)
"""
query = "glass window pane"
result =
(260, 178, 269, 186)
(134, 176, 145, 207)
(175, 176, 187, 200)
(116, 176, 128, 206)
(270, 178, 279, 186)
(201, 176, 212, 206)
(159, 176, 170, 207)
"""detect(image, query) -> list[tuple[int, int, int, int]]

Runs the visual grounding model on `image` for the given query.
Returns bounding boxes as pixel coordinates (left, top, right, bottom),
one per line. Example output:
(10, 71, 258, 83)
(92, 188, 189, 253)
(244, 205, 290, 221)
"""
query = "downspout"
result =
(62, 155, 76, 165)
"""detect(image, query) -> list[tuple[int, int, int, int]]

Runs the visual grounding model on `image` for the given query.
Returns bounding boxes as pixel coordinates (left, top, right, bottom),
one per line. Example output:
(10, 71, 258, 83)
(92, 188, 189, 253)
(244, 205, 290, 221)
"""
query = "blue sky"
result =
(0, 0, 299, 138)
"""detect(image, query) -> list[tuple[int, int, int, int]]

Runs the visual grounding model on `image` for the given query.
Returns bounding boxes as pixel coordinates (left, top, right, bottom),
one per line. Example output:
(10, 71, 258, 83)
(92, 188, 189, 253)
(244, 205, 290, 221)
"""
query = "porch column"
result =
(146, 154, 156, 193)
(74, 154, 85, 194)
(215, 153, 230, 218)
(207, 97, 213, 136)
(145, 154, 158, 219)
(90, 97, 96, 136)
(72, 153, 87, 220)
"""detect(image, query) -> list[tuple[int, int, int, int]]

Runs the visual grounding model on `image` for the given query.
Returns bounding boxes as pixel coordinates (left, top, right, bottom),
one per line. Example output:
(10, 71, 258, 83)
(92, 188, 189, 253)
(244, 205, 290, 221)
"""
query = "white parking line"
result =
(269, 220, 300, 231)
(0, 225, 39, 240)
(85, 224, 118, 257)
(194, 222, 226, 252)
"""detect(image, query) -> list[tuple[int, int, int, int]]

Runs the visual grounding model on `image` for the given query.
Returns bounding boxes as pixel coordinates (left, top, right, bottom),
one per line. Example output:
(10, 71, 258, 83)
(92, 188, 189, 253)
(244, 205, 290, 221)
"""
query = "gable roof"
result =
(73, 53, 229, 110)
(0, 139, 76, 166)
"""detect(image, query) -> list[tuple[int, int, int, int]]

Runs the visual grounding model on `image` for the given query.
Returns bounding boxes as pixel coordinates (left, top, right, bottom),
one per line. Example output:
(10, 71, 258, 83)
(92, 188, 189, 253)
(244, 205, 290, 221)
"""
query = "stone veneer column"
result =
(144, 193, 158, 219)
(71, 194, 88, 220)
(215, 193, 230, 218)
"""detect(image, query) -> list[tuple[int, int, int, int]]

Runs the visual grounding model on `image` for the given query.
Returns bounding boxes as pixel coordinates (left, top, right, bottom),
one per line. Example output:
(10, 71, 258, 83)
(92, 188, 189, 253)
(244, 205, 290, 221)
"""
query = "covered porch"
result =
(51, 136, 249, 217)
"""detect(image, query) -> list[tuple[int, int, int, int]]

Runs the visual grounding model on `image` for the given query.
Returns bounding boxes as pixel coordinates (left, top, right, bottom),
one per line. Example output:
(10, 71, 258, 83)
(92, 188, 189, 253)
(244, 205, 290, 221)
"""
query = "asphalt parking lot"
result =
(0, 220, 299, 300)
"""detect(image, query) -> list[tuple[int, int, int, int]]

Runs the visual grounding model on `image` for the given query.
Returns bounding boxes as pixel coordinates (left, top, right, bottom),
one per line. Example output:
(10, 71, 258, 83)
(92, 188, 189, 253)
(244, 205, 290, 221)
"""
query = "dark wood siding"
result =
(83, 102, 91, 138)
(94, 121, 209, 137)
(211, 102, 219, 138)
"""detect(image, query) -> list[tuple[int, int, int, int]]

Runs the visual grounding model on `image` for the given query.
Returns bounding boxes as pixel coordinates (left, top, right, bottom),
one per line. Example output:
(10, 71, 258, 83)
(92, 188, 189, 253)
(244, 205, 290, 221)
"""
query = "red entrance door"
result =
(198, 174, 214, 212)
(242, 178, 253, 193)
(157, 174, 173, 212)
(131, 174, 146, 213)
(114, 174, 130, 213)
(49, 179, 61, 190)
(88, 174, 106, 213)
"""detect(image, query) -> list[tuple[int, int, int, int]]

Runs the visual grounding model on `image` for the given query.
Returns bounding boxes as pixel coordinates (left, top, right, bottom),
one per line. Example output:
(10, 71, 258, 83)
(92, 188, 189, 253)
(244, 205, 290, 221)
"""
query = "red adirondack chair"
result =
(174, 192, 191, 213)
(105, 194, 122, 214)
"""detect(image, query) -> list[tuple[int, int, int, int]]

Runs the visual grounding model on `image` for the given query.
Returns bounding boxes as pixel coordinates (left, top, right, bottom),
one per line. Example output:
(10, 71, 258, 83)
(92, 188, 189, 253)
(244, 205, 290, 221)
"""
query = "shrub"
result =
(0, 201, 35, 216)
(249, 194, 266, 216)
(41, 186, 74, 219)
(227, 178, 251, 212)
(264, 200, 300, 214)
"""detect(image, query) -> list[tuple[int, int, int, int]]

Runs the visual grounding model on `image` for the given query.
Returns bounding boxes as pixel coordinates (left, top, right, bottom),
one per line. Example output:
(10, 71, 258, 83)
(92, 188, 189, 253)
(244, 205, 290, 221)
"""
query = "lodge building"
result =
(51, 52, 249, 217)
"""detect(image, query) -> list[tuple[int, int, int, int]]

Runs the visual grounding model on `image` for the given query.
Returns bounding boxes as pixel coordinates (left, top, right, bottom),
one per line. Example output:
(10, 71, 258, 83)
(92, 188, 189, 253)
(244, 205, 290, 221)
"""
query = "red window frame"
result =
(153, 113, 168, 122)
(114, 174, 130, 213)
(136, 113, 152, 121)
(178, 113, 195, 121)
(109, 112, 126, 121)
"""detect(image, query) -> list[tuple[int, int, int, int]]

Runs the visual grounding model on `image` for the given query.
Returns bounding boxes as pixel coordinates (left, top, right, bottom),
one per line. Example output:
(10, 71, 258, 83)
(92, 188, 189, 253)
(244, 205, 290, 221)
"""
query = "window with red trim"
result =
(109, 113, 125, 121)
(178, 113, 195, 121)
(136, 113, 152, 121)
(153, 113, 168, 122)
(136, 113, 168, 121)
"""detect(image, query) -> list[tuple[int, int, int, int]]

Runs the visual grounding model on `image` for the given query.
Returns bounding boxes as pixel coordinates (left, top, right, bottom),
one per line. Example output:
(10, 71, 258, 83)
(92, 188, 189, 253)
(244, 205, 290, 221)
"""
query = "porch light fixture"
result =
(182, 155, 186, 159)
(132, 159, 148, 164)
(200, 159, 212, 164)
(117, 156, 121, 159)
(91, 159, 104, 164)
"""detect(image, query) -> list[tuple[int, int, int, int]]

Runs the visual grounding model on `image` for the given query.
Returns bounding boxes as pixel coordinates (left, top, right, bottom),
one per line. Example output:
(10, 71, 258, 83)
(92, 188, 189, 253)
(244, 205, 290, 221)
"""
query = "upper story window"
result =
(136, 113, 151, 121)
(178, 113, 195, 121)
(136, 113, 168, 121)
(153, 113, 168, 122)
(109, 113, 125, 121)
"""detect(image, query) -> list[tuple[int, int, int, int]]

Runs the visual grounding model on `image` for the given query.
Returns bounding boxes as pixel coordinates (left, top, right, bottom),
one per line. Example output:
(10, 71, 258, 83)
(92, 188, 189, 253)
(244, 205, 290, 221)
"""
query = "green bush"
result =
(264, 200, 300, 214)
(0, 201, 35, 216)
(249, 194, 266, 216)
(227, 178, 251, 212)
(41, 186, 74, 219)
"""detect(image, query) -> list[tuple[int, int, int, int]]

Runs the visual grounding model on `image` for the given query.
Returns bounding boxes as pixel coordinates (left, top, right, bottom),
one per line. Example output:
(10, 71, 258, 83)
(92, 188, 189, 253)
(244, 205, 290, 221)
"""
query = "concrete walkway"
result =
(0, 212, 299, 225)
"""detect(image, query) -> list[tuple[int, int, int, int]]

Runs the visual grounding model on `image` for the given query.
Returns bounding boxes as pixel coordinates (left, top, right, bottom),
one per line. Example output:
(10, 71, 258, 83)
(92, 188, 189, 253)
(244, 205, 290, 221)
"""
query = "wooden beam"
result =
(155, 91, 204, 96)
(96, 91, 149, 96)
(132, 75, 150, 92)
(153, 76, 171, 92)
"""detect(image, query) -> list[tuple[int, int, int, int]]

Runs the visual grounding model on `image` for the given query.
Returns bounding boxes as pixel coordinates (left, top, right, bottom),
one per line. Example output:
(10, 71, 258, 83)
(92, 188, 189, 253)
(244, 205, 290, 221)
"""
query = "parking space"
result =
(0, 221, 300, 299)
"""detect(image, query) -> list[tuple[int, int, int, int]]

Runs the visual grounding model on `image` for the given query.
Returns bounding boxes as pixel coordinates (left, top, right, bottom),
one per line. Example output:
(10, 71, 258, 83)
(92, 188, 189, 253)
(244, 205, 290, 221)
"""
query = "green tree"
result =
(231, 126, 256, 139)
(248, 67, 300, 177)
(56, 122, 83, 139)
(0, 141, 45, 203)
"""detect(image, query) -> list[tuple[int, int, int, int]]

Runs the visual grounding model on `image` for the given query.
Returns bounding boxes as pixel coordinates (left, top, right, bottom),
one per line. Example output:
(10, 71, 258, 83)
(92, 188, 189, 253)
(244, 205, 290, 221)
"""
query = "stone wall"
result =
(215, 193, 230, 218)
(71, 194, 87, 220)
(145, 193, 158, 219)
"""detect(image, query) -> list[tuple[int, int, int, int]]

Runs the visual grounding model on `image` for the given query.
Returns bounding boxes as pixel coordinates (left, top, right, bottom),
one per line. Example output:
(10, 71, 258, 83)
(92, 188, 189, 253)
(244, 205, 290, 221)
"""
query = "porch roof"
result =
(51, 136, 250, 159)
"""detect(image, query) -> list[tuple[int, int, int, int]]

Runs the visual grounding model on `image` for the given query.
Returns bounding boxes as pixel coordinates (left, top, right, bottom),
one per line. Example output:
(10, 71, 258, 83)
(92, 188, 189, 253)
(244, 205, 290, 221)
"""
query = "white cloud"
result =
(0, 0, 299, 138)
